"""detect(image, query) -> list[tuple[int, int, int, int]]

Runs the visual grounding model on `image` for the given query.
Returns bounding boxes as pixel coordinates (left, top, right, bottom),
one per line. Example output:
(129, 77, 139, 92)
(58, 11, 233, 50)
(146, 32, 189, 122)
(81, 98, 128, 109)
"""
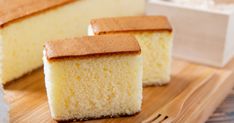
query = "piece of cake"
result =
(0, 0, 145, 84)
(43, 35, 143, 121)
(88, 16, 173, 86)
(0, 85, 8, 123)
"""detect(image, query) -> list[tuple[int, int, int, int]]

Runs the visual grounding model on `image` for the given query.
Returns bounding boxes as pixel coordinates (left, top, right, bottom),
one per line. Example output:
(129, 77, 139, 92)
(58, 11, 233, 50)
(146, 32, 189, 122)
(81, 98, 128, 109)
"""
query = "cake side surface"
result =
(134, 31, 173, 85)
(43, 52, 143, 120)
(0, 0, 145, 84)
(45, 35, 141, 60)
(90, 16, 172, 35)
(88, 29, 173, 85)
(0, 32, 3, 84)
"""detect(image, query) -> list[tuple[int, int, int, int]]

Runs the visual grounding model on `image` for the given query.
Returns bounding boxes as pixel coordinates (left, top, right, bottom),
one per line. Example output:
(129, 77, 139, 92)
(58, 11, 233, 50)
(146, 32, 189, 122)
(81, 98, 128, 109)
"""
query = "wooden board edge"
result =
(190, 70, 233, 123)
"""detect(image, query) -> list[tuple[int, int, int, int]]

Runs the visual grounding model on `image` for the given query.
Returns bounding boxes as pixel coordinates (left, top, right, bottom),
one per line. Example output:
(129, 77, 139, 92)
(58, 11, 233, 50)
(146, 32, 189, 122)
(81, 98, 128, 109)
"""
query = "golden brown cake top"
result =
(90, 16, 173, 35)
(214, 0, 234, 4)
(0, 0, 75, 26)
(45, 34, 141, 60)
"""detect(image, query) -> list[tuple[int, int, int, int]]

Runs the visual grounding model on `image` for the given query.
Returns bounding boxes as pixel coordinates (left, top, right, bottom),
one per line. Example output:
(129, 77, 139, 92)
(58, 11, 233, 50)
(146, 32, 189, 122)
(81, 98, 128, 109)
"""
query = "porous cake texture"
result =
(43, 35, 143, 121)
(89, 16, 173, 86)
(0, 85, 8, 123)
(0, 0, 145, 84)
(134, 31, 172, 85)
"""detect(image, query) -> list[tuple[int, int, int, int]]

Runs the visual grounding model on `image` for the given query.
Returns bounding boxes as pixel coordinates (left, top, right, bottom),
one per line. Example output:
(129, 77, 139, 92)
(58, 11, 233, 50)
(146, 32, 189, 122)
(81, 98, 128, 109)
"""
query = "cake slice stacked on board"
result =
(89, 16, 173, 86)
(43, 35, 143, 121)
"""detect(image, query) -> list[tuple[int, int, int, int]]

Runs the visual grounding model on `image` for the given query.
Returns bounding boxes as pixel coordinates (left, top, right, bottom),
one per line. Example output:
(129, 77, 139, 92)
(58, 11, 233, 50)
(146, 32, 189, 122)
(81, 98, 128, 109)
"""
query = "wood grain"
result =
(143, 68, 215, 123)
(207, 89, 234, 123)
(3, 59, 233, 123)
(206, 57, 234, 123)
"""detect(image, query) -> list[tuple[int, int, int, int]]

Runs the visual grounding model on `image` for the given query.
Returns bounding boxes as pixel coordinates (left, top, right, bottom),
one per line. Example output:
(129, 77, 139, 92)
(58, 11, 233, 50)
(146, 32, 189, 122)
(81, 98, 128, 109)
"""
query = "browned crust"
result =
(143, 81, 169, 87)
(214, 0, 234, 4)
(90, 16, 173, 35)
(45, 34, 141, 60)
(46, 52, 141, 62)
(54, 111, 141, 122)
(0, 0, 75, 27)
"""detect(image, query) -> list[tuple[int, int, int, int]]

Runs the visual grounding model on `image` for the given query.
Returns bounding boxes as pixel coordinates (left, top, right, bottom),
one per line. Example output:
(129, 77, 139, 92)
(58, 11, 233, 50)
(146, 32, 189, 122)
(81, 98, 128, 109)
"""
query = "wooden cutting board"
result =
(3, 59, 234, 123)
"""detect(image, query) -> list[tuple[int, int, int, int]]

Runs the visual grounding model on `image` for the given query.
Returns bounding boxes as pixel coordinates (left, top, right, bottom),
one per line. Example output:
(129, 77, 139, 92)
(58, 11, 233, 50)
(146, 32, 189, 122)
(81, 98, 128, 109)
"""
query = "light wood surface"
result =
(3, 59, 233, 123)
(206, 57, 234, 123)
(143, 69, 214, 123)
(207, 88, 234, 123)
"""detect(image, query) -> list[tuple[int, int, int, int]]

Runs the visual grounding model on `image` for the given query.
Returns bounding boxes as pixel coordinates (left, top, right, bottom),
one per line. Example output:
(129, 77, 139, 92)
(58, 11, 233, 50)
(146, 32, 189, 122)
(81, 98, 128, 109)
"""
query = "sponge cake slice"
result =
(89, 16, 173, 86)
(43, 35, 143, 121)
